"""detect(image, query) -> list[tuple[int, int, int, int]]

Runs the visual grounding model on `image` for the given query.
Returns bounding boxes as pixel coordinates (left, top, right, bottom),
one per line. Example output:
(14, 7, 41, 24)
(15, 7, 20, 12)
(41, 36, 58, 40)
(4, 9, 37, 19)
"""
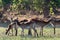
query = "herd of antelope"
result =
(5, 15, 60, 37)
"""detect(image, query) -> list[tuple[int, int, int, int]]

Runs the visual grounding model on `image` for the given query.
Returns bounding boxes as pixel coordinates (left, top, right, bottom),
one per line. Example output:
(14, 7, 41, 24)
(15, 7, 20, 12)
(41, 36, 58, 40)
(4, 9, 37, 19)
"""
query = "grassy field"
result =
(0, 27, 60, 40)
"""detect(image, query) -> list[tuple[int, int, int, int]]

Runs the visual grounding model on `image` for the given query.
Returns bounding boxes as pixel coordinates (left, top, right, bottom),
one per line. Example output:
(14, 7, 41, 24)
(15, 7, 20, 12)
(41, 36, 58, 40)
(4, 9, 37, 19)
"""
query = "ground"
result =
(0, 27, 60, 40)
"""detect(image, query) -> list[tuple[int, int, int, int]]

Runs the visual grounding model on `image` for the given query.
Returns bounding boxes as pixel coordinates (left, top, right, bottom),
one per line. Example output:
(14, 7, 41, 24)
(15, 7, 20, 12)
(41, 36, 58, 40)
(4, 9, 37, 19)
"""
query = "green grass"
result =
(0, 27, 60, 40)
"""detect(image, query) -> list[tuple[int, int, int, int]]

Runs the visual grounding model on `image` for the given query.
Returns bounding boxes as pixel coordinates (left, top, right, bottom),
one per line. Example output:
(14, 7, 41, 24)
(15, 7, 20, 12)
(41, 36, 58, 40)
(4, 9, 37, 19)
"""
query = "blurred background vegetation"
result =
(0, 0, 60, 19)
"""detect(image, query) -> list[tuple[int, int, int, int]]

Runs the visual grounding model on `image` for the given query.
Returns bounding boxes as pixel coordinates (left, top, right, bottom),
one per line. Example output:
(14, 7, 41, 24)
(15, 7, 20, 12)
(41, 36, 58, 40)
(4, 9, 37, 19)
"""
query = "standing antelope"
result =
(50, 17, 60, 35)
(29, 16, 60, 36)
(28, 17, 53, 36)
(5, 19, 28, 36)
(5, 18, 38, 36)
(14, 19, 38, 36)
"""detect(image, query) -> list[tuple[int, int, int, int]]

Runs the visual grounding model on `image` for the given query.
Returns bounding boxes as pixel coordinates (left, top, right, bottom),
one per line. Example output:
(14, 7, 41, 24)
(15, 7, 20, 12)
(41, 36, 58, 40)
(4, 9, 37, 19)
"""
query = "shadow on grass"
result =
(19, 34, 55, 38)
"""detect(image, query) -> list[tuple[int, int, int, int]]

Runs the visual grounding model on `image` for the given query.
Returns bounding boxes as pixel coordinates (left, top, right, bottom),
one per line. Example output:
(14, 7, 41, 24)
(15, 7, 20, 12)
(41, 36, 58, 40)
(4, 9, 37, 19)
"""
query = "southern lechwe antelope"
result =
(30, 16, 60, 36)
(5, 18, 38, 36)
(30, 17, 52, 36)
(50, 16, 60, 35)
(5, 19, 28, 36)
(14, 18, 38, 36)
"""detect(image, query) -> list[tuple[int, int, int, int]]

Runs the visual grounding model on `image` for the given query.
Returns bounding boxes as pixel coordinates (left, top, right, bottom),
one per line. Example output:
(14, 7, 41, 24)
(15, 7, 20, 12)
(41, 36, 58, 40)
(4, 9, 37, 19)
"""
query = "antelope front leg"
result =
(15, 27, 18, 36)
(21, 29, 24, 36)
(54, 26, 56, 35)
(14, 23, 18, 36)
(33, 28, 38, 37)
(15, 26, 18, 36)
(40, 27, 43, 36)
(50, 22, 56, 35)
(11, 27, 13, 36)
(51, 24, 56, 35)
(5, 26, 11, 35)
(28, 28, 32, 36)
